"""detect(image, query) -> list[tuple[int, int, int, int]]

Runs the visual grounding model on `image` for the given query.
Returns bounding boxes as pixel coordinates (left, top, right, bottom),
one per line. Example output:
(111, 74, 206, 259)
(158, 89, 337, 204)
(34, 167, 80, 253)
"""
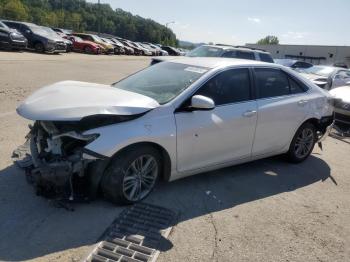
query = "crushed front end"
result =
(13, 121, 102, 200)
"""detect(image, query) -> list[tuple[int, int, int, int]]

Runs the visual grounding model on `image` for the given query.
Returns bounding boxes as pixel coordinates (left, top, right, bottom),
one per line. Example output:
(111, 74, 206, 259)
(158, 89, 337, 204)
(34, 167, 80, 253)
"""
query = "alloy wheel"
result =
(122, 154, 158, 201)
(294, 128, 314, 158)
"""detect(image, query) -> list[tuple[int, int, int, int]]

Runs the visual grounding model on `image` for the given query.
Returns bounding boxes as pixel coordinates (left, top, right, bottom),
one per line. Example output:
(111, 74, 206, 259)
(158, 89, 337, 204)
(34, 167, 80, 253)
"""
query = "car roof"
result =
(2, 20, 37, 27)
(165, 57, 271, 69)
(202, 44, 270, 54)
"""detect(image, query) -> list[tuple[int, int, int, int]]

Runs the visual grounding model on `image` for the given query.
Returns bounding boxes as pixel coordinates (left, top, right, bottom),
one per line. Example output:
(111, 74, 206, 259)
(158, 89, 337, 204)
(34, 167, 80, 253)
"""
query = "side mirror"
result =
(191, 95, 215, 110)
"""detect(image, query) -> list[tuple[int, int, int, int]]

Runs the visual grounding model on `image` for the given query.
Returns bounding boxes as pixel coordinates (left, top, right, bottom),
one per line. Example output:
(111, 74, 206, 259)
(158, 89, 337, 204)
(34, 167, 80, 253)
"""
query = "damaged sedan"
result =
(14, 58, 334, 204)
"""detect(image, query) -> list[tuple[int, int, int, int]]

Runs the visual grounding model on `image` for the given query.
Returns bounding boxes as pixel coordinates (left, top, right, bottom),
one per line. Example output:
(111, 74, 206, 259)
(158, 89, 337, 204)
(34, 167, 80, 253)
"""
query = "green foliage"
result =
(257, 35, 279, 45)
(1, 0, 29, 20)
(0, 0, 177, 46)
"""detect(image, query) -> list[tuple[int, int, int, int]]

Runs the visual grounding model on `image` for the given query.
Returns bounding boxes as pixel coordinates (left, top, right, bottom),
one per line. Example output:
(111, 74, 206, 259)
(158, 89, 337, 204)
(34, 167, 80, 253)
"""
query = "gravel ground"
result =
(0, 52, 349, 262)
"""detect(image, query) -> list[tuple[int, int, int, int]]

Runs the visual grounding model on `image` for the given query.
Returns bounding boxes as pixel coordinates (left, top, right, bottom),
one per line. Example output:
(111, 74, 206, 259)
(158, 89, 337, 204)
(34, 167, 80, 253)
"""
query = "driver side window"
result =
(195, 68, 251, 106)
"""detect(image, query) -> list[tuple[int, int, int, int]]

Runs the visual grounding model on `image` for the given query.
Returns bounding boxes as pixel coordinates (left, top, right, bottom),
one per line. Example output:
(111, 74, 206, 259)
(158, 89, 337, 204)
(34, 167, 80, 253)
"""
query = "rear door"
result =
(175, 68, 258, 172)
(252, 67, 310, 156)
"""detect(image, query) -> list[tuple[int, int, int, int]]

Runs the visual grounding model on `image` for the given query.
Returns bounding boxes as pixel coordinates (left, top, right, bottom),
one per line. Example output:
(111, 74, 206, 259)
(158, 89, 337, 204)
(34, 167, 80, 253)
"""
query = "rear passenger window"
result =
(255, 68, 290, 98)
(289, 77, 305, 94)
(196, 68, 251, 105)
(259, 53, 274, 63)
(236, 51, 255, 60)
(222, 51, 237, 58)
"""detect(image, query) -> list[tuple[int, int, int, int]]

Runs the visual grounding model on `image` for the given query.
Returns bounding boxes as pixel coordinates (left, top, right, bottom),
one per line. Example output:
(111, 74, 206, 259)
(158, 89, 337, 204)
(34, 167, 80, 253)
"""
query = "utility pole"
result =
(98, 0, 101, 36)
(165, 21, 175, 28)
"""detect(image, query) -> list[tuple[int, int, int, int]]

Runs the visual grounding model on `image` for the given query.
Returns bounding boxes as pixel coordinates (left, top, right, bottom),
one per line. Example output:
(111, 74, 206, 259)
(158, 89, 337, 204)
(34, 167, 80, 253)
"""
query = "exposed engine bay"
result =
(13, 120, 102, 201)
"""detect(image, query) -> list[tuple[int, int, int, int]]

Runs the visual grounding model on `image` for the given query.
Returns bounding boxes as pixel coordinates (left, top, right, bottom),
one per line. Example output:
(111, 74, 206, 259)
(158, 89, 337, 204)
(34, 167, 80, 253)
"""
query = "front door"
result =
(175, 68, 258, 172)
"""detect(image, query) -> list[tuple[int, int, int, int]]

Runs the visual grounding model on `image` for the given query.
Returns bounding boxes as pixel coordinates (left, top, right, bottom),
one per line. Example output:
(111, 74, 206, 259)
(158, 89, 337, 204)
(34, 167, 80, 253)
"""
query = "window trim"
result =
(175, 66, 254, 113)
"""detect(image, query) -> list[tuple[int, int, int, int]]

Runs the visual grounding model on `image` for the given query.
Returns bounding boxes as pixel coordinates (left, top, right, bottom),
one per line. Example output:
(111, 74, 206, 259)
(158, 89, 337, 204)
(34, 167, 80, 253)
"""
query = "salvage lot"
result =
(0, 52, 349, 262)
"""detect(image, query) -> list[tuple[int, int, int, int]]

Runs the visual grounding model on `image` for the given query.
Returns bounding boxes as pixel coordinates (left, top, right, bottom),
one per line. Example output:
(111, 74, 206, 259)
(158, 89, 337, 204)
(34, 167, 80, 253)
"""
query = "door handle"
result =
(242, 110, 257, 117)
(298, 99, 309, 106)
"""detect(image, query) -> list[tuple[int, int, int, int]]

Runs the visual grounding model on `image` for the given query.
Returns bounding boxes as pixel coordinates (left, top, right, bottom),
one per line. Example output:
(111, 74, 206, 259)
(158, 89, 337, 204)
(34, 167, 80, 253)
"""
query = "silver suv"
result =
(151, 44, 274, 65)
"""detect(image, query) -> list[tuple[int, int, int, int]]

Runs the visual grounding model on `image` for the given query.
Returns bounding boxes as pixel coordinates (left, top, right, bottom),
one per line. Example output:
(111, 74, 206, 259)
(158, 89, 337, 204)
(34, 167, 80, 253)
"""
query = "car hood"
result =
(299, 73, 328, 86)
(17, 81, 159, 121)
(329, 85, 350, 103)
(300, 73, 328, 81)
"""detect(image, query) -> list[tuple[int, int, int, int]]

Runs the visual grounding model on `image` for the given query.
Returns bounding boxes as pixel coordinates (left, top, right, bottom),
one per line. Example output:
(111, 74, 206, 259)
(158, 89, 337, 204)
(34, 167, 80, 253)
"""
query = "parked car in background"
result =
(100, 37, 124, 55)
(132, 42, 152, 56)
(67, 35, 102, 54)
(15, 57, 334, 204)
(110, 38, 134, 55)
(138, 42, 158, 56)
(300, 66, 350, 90)
(274, 59, 313, 71)
(52, 28, 73, 38)
(143, 42, 168, 56)
(152, 45, 274, 65)
(3, 20, 66, 53)
(119, 39, 142, 55)
(41, 26, 73, 52)
(72, 33, 114, 54)
(329, 85, 350, 133)
(333, 62, 348, 69)
(188, 45, 274, 62)
(0, 21, 27, 50)
(161, 45, 181, 56)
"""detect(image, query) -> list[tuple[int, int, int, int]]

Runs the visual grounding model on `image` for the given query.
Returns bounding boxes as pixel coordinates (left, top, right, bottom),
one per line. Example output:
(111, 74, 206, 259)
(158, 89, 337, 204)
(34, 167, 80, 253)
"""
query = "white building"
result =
(246, 44, 350, 67)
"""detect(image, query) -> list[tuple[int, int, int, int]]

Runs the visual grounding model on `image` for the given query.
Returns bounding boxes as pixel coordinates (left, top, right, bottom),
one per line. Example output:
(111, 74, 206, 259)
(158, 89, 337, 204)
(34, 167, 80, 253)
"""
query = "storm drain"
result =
(85, 203, 176, 262)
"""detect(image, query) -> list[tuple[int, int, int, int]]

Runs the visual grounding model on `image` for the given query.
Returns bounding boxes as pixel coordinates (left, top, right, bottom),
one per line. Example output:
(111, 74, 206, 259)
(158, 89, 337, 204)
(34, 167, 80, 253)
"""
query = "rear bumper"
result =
(334, 110, 350, 125)
(317, 115, 334, 143)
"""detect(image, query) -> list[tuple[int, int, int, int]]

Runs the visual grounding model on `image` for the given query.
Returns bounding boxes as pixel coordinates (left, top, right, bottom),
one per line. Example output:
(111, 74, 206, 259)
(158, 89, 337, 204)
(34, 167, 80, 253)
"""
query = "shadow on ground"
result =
(0, 155, 334, 261)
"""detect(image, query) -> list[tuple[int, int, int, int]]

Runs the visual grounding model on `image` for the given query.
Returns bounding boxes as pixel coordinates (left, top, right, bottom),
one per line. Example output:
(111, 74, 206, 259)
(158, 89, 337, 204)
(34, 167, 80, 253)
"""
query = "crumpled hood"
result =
(329, 85, 350, 103)
(17, 81, 159, 121)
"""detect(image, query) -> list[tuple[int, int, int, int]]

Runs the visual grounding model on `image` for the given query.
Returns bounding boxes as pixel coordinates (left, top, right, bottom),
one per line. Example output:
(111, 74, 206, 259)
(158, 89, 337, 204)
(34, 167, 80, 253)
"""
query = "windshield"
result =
(72, 36, 83, 42)
(91, 35, 103, 42)
(112, 62, 209, 104)
(28, 25, 53, 36)
(102, 38, 113, 44)
(303, 66, 336, 77)
(186, 46, 223, 57)
(0, 21, 9, 29)
(40, 27, 59, 36)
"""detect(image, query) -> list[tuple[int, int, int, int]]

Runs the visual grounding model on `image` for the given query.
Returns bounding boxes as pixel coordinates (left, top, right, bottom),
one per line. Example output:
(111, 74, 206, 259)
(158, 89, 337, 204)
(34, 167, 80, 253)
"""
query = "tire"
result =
(101, 145, 162, 205)
(84, 46, 92, 54)
(287, 122, 317, 163)
(34, 42, 45, 53)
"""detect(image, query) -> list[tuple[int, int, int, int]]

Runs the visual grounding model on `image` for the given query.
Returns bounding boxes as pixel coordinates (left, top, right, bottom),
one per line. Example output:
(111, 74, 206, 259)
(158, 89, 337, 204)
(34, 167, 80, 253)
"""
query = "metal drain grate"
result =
(85, 203, 176, 262)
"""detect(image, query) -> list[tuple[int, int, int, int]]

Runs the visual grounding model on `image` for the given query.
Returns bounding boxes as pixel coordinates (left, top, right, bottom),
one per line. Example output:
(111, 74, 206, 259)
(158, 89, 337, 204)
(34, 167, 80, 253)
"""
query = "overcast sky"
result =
(91, 0, 350, 46)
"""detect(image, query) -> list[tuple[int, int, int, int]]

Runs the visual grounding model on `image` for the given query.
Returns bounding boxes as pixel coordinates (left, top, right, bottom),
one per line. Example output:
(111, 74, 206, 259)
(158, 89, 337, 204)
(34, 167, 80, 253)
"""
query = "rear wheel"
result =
(101, 145, 161, 204)
(287, 122, 316, 163)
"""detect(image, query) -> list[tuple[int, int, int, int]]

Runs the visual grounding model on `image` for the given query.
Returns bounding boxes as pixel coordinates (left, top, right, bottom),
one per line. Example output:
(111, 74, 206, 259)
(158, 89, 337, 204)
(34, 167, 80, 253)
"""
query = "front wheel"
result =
(34, 42, 45, 53)
(287, 122, 316, 163)
(101, 146, 161, 204)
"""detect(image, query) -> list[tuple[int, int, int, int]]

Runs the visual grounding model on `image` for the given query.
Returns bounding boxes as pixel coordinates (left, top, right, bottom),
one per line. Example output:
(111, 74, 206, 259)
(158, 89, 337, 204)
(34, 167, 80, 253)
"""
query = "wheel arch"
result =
(86, 141, 172, 200)
(113, 142, 172, 182)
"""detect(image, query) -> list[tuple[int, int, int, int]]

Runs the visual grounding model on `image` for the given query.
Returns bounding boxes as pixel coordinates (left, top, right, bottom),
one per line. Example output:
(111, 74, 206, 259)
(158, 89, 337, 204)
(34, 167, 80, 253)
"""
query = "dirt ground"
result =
(0, 52, 349, 262)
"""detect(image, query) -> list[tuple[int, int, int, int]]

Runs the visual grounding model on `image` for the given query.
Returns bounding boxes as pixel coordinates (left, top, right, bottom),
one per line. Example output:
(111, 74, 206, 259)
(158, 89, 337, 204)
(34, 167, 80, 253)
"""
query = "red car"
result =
(66, 35, 102, 54)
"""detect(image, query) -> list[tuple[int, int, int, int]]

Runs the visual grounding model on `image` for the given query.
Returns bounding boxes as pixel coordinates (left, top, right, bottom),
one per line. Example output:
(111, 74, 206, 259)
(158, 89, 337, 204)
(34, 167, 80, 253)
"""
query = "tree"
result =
(2, 0, 29, 20)
(0, 0, 178, 45)
(257, 35, 279, 45)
